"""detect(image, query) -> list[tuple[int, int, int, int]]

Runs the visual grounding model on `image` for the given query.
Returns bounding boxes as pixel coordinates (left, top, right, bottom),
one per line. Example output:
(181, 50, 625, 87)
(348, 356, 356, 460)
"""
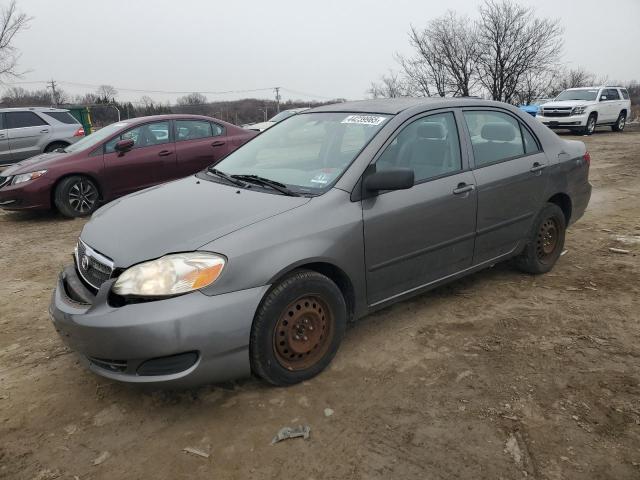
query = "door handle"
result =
(530, 162, 546, 173)
(211, 140, 226, 147)
(158, 150, 173, 157)
(453, 183, 475, 195)
(40, 129, 49, 133)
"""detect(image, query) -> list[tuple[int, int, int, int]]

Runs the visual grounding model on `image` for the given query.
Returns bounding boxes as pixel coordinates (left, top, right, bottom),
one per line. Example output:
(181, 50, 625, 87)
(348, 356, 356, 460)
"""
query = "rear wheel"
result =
(250, 270, 346, 386)
(44, 142, 68, 153)
(612, 112, 626, 132)
(515, 203, 566, 274)
(583, 114, 597, 135)
(54, 176, 100, 218)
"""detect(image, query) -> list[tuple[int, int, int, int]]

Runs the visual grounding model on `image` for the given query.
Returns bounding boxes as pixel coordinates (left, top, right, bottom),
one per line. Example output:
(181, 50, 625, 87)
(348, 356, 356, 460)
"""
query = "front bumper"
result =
(539, 113, 588, 129)
(49, 265, 270, 387)
(0, 177, 54, 210)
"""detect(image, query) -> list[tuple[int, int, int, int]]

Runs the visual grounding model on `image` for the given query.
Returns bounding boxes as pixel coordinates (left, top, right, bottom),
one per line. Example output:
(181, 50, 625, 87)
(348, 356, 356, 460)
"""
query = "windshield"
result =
(64, 121, 131, 153)
(268, 110, 296, 123)
(213, 112, 389, 194)
(555, 89, 598, 101)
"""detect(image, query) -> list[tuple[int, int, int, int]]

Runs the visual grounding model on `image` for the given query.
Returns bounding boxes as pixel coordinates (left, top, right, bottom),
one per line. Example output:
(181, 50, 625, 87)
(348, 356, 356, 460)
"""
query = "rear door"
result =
(0, 113, 12, 165)
(6, 111, 51, 161)
(461, 109, 548, 265)
(102, 120, 176, 197)
(363, 110, 477, 306)
(174, 119, 228, 177)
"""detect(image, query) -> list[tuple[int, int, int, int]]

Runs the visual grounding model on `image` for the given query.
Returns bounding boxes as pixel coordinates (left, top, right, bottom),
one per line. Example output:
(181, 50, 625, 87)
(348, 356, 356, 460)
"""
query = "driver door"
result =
(362, 111, 477, 306)
(103, 120, 176, 198)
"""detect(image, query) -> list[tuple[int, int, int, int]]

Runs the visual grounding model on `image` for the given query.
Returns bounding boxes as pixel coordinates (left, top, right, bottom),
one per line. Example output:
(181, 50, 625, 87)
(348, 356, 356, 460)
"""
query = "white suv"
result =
(538, 86, 631, 135)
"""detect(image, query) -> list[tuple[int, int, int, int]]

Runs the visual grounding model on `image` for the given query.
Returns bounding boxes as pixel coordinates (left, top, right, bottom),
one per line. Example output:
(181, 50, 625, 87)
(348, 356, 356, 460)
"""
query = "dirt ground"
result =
(1, 126, 639, 480)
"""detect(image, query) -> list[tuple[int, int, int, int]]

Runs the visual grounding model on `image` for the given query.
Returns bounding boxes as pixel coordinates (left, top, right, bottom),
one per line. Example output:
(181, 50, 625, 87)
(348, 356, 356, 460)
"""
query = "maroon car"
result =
(0, 114, 256, 217)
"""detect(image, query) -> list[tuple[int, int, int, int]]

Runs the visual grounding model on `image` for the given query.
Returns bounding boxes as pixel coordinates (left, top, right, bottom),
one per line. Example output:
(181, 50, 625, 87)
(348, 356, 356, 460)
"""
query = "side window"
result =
(376, 111, 462, 183)
(176, 120, 213, 141)
(606, 88, 620, 100)
(6, 111, 48, 129)
(210, 122, 224, 136)
(463, 111, 527, 166)
(105, 121, 170, 153)
(621, 89, 630, 100)
(522, 126, 540, 154)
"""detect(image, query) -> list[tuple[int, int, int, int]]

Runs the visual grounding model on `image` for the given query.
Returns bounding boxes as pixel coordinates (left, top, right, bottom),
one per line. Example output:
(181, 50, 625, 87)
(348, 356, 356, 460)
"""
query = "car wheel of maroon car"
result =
(54, 175, 100, 218)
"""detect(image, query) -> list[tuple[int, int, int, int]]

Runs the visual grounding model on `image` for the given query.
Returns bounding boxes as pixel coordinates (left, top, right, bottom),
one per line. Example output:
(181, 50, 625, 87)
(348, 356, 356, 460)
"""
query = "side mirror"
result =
(364, 168, 414, 192)
(599, 96, 607, 101)
(114, 138, 134, 154)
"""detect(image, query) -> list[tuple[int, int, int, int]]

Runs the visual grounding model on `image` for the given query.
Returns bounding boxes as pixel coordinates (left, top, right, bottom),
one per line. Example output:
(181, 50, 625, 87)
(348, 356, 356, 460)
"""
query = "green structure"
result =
(63, 106, 93, 134)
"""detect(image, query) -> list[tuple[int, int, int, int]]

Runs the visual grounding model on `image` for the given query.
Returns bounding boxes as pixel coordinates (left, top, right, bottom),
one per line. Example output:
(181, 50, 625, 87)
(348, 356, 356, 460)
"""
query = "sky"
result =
(6, 0, 640, 104)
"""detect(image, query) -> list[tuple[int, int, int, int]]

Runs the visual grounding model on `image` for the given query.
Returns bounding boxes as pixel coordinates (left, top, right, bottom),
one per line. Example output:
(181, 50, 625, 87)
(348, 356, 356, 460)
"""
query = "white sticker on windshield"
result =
(341, 115, 387, 126)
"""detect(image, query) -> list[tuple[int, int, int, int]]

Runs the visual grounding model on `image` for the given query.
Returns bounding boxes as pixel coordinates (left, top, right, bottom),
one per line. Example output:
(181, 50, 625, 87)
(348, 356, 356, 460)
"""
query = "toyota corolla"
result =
(50, 98, 591, 387)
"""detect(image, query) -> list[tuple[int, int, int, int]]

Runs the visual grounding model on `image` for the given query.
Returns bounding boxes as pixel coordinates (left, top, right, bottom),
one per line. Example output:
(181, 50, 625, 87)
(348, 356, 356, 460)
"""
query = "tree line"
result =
(369, 0, 639, 116)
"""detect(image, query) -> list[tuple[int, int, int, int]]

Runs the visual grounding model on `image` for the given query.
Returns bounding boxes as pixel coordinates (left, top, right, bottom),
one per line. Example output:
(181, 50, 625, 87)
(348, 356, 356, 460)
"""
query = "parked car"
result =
(246, 107, 309, 132)
(50, 98, 591, 387)
(537, 86, 631, 135)
(518, 98, 552, 117)
(0, 107, 85, 165)
(0, 114, 256, 217)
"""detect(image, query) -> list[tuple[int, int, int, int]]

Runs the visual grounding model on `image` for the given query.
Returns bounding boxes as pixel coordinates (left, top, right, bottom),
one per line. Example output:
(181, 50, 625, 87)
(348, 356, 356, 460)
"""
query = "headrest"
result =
(481, 122, 516, 142)
(418, 123, 445, 139)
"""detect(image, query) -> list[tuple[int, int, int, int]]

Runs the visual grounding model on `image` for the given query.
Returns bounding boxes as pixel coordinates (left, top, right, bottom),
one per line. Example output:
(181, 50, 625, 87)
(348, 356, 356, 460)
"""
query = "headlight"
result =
(571, 106, 587, 115)
(112, 252, 225, 297)
(12, 170, 47, 185)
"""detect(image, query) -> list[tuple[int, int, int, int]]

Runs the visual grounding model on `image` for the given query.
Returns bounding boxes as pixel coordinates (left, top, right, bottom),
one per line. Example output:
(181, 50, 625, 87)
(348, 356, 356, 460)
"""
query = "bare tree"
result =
(554, 67, 595, 92)
(368, 70, 411, 98)
(95, 84, 118, 102)
(476, 0, 563, 103)
(176, 92, 207, 106)
(0, 1, 31, 81)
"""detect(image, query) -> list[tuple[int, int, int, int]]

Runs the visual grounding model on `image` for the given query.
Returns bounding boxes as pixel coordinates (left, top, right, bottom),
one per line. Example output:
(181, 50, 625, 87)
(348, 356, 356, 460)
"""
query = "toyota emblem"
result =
(81, 255, 89, 271)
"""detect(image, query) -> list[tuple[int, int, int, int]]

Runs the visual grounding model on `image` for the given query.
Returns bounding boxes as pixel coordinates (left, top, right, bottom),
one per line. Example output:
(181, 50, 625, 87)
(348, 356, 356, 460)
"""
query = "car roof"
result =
(115, 114, 231, 125)
(308, 97, 512, 115)
(0, 106, 72, 113)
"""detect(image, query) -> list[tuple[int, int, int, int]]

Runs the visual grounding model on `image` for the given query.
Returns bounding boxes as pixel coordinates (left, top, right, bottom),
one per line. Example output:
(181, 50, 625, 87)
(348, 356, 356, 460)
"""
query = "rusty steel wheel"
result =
(273, 296, 334, 371)
(515, 203, 566, 275)
(536, 217, 559, 261)
(250, 270, 347, 386)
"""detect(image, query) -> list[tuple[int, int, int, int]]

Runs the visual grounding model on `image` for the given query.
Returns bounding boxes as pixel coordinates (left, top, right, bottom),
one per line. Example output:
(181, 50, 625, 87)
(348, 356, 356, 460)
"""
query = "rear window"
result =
(621, 89, 630, 100)
(41, 111, 79, 124)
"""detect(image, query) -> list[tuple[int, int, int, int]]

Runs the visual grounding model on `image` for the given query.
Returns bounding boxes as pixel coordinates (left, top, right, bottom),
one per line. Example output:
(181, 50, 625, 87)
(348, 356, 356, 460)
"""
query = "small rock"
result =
(93, 451, 110, 466)
(324, 408, 334, 417)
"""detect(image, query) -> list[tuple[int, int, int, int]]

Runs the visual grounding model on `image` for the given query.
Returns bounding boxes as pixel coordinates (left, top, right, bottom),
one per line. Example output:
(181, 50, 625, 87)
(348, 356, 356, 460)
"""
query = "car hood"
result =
(1, 151, 73, 175)
(540, 100, 593, 108)
(81, 175, 311, 268)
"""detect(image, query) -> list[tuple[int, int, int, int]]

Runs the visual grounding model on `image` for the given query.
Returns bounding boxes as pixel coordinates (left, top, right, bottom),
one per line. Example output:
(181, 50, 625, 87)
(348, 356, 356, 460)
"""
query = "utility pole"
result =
(47, 79, 59, 106)
(274, 87, 281, 113)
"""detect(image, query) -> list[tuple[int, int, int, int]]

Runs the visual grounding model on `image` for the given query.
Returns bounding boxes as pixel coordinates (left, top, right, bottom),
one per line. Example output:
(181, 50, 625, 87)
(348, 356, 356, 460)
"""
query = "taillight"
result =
(74, 128, 85, 137)
(583, 151, 591, 166)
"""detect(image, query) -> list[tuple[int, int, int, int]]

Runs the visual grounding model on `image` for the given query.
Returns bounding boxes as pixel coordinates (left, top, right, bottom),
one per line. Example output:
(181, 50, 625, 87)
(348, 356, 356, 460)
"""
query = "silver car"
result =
(0, 107, 84, 165)
(49, 98, 591, 388)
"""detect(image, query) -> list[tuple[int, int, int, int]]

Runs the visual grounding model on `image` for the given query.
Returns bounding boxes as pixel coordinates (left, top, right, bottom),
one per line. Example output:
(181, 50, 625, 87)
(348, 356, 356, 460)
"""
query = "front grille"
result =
(89, 357, 128, 373)
(0, 176, 11, 188)
(75, 240, 114, 290)
(542, 108, 572, 118)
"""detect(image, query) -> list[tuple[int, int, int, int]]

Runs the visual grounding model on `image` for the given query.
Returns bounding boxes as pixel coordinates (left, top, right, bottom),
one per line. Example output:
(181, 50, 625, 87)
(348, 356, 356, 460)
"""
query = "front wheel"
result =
(515, 203, 566, 275)
(54, 176, 100, 218)
(612, 112, 626, 132)
(250, 270, 346, 386)
(583, 114, 597, 135)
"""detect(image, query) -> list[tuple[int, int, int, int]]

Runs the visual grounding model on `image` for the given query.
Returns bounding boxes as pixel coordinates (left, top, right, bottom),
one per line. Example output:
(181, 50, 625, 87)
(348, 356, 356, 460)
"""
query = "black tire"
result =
(250, 269, 347, 386)
(54, 176, 100, 218)
(515, 203, 566, 275)
(612, 112, 626, 132)
(44, 142, 68, 153)
(583, 113, 597, 135)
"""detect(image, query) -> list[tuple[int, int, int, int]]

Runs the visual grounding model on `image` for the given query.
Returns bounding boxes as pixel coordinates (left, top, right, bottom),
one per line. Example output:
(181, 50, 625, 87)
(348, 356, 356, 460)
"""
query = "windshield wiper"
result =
(230, 174, 300, 197)
(207, 167, 247, 187)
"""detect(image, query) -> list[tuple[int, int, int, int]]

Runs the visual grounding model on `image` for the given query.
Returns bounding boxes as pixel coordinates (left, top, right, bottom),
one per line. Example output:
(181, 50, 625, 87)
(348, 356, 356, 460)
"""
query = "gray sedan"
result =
(49, 98, 591, 387)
